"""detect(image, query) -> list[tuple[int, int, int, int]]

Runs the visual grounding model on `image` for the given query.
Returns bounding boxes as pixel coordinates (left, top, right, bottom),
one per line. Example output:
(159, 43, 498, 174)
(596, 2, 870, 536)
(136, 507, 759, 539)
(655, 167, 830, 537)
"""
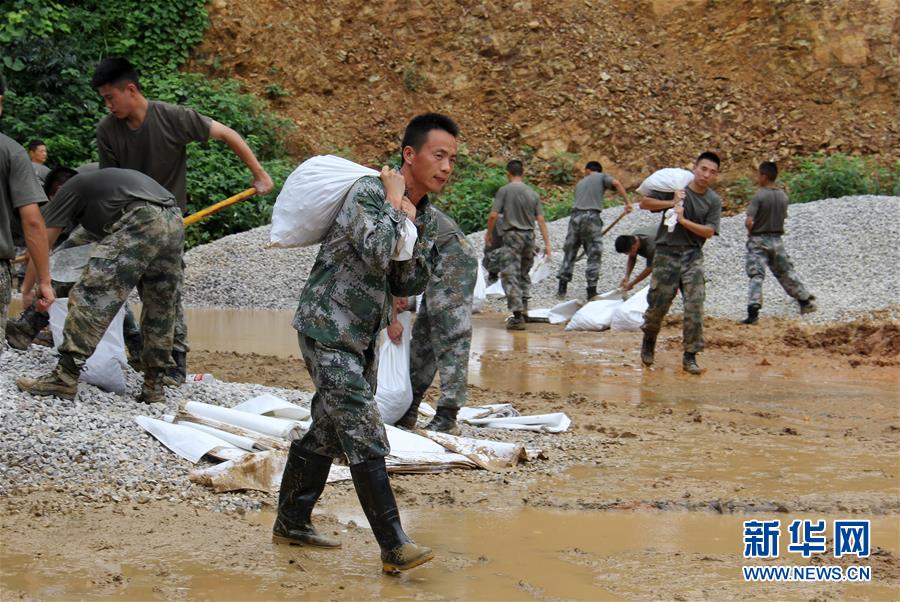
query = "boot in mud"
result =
(682, 352, 702, 375)
(16, 355, 79, 400)
(640, 333, 657, 366)
(272, 445, 341, 548)
(798, 295, 817, 315)
(506, 311, 526, 331)
(424, 407, 461, 435)
(741, 304, 760, 325)
(5, 305, 49, 350)
(140, 370, 168, 404)
(161, 350, 187, 386)
(350, 457, 433, 574)
(395, 397, 422, 430)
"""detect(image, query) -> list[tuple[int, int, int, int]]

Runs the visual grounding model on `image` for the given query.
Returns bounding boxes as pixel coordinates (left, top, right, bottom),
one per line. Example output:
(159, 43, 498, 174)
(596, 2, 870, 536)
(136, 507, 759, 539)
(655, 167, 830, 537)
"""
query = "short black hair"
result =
(759, 161, 778, 182)
(696, 151, 720, 168)
(91, 57, 141, 90)
(585, 161, 602, 172)
(615, 235, 637, 253)
(400, 113, 459, 152)
(506, 160, 524, 177)
(44, 167, 78, 198)
(27, 139, 45, 152)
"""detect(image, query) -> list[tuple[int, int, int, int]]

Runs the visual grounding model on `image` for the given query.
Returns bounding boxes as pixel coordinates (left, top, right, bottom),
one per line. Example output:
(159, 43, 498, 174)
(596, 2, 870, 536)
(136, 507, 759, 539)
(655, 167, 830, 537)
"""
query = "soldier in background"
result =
(614, 224, 657, 292)
(28, 139, 51, 185)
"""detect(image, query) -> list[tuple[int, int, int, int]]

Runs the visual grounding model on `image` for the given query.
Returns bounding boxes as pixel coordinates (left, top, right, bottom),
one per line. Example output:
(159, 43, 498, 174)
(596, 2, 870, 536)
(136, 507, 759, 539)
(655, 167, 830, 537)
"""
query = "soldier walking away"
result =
(91, 57, 274, 385)
(557, 161, 631, 299)
(273, 114, 456, 574)
(638, 152, 723, 375)
(484, 160, 551, 330)
(741, 161, 815, 324)
(15, 169, 184, 403)
(614, 224, 657, 292)
(396, 208, 478, 435)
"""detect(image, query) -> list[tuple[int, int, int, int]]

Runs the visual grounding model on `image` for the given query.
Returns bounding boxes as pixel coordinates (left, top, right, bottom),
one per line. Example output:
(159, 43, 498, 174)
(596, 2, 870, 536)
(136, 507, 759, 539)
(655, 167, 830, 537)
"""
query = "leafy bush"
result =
(548, 151, 578, 185)
(782, 153, 899, 202)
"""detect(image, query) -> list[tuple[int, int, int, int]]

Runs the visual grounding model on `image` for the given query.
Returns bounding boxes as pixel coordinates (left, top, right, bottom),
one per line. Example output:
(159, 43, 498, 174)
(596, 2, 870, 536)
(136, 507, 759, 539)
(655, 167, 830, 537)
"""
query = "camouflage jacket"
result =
(426, 209, 478, 314)
(292, 176, 437, 353)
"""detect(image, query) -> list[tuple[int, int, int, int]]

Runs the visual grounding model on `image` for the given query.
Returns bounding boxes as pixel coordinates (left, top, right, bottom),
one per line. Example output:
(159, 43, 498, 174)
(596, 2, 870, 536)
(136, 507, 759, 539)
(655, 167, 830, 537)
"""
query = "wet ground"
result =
(2, 308, 899, 600)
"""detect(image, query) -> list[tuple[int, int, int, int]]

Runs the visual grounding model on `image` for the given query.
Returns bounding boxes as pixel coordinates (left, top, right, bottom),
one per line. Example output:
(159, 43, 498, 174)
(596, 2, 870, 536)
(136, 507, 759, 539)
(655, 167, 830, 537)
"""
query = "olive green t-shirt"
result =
(655, 186, 722, 249)
(635, 224, 657, 264)
(1, 134, 48, 259)
(572, 172, 614, 211)
(747, 187, 789, 235)
(32, 162, 51, 186)
(96, 100, 212, 211)
(433, 207, 464, 250)
(42, 168, 176, 237)
(491, 181, 542, 232)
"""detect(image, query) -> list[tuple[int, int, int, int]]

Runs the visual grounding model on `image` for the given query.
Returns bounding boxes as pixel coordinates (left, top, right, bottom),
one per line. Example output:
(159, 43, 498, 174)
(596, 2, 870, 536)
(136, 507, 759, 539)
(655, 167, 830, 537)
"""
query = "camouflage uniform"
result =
(498, 229, 535, 313)
(409, 213, 478, 410)
(291, 176, 437, 464)
(746, 236, 810, 306)
(62, 204, 184, 371)
(557, 209, 603, 287)
(642, 248, 706, 353)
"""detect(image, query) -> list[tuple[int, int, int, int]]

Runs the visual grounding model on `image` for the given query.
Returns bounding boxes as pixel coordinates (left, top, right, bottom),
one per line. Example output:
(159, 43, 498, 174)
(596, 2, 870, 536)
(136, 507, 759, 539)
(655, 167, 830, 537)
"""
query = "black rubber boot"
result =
(586, 286, 597, 300)
(741, 304, 761, 325)
(557, 280, 567, 298)
(350, 457, 433, 573)
(395, 397, 422, 430)
(162, 350, 187, 386)
(424, 407, 461, 436)
(683, 352, 702, 375)
(640, 332, 657, 366)
(799, 295, 817, 315)
(506, 311, 526, 331)
(5, 305, 49, 350)
(272, 445, 341, 548)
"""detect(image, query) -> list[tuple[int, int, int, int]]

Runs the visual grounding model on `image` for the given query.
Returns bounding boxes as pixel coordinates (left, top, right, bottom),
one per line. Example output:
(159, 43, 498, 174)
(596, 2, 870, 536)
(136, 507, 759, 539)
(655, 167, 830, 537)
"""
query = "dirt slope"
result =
(191, 0, 898, 185)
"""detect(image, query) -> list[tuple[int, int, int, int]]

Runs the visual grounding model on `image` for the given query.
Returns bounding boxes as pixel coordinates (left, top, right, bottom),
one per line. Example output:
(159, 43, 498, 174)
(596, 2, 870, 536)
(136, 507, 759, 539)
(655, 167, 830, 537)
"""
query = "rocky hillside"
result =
(191, 0, 897, 185)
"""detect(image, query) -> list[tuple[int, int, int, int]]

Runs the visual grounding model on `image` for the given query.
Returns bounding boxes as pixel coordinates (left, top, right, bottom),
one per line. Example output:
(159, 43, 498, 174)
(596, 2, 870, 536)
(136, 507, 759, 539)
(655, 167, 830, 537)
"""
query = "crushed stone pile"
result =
(184, 195, 900, 324)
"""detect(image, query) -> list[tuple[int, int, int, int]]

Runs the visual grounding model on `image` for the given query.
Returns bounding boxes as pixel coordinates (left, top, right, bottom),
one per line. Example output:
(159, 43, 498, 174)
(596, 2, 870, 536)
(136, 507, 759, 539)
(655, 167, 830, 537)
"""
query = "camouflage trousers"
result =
(499, 229, 535, 312)
(61, 205, 184, 371)
(746, 234, 810, 306)
(1, 261, 10, 352)
(557, 209, 603, 287)
(297, 334, 389, 464)
(642, 247, 706, 353)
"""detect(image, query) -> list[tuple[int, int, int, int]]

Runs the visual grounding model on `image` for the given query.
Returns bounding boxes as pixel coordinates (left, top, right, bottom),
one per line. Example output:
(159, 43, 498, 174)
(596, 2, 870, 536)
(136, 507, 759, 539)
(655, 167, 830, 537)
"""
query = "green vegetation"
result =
(2, 0, 295, 248)
(781, 153, 899, 203)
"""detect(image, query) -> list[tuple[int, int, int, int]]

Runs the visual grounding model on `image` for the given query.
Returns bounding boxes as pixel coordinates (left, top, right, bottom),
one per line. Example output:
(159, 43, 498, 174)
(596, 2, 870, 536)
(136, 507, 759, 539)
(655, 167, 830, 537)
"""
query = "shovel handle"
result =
(182, 188, 257, 226)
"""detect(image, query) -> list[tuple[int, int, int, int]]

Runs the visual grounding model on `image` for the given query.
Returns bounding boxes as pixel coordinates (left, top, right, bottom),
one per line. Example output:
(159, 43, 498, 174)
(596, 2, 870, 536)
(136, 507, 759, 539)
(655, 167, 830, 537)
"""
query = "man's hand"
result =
(253, 170, 274, 195)
(387, 320, 404, 344)
(21, 287, 34, 310)
(36, 282, 55, 313)
(400, 196, 417, 221)
(620, 277, 629, 288)
(674, 200, 685, 220)
(544, 244, 552, 257)
(484, 231, 492, 247)
(623, 203, 633, 213)
(622, 280, 634, 291)
(380, 166, 405, 210)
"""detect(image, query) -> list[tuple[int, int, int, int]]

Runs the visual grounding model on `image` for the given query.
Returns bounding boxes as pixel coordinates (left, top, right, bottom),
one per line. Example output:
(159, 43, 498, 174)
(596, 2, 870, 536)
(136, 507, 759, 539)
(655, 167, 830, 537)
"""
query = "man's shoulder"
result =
(703, 188, 723, 205)
(96, 112, 119, 133)
(348, 175, 385, 203)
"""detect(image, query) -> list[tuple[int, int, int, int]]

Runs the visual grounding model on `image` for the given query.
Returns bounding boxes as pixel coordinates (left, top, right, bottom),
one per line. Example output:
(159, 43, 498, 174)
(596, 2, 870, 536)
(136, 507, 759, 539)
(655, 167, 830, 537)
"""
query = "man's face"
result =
(405, 129, 458, 194)
(30, 145, 47, 164)
(692, 159, 719, 190)
(97, 83, 138, 119)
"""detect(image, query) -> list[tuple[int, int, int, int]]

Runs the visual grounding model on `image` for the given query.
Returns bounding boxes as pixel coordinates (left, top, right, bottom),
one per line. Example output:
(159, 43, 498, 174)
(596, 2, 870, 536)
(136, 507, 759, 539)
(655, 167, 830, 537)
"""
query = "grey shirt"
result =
(635, 224, 657, 264)
(42, 168, 176, 237)
(1, 134, 48, 259)
(32, 162, 51, 185)
(492, 181, 542, 232)
(572, 172, 614, 211)
(655, 186, 722, 249)
(433, 207, 464, 250)
(747, 187, 789, 235)
(96, 100, 212, 211)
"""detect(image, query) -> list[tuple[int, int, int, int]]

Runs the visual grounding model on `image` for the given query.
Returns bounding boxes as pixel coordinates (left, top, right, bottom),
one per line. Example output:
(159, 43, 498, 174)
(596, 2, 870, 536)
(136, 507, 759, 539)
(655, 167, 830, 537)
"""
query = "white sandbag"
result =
(636, 168, 694, 195)
(547, 299, 582, 324)
(565, 299, 621, 332)
(269, 155, 379, 248)
(595, 288, 625, 301)
(374, 311, 413, 424)
(49, 298, 127, 394)
(485, 279, 505, 298)
(529, 253, 552, 284)
(610, 285, 650, 331)
(472, 264, 487, 313)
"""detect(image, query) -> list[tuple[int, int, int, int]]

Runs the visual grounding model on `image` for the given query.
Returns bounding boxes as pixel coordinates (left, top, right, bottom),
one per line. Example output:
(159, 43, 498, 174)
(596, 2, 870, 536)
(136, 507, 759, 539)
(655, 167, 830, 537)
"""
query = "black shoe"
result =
(586, 286, 597, 301)
(640, 333, 657, 366)
(395, 398, 422, 430)
(424, 407, 460, 435)
(273, 445, 341, 548)
(557, 280, 568, 298)
(350, 458, 433, 573)
(5, 305, 49, 350)
(798, 295, 817, 315)
(162, 350, 187, 386)
(741, 304, 761, 325)
(506, 311, 526, 331)
(683, 352, 702, 375)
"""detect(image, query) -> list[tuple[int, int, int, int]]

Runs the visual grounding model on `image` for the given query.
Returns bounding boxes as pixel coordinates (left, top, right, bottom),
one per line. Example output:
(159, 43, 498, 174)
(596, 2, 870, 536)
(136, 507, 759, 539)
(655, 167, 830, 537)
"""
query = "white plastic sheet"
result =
(135, 416, 243, 463)
(472, 263, 487, 313)
(393, 218, 418, 261)
(269, 155, 379, 248)
(609, 286, 649, 330)
(547, 299, 583, 324)
(565, 299, 620, 331)
(232, 393, 311, 421)
(374, 311, 413, 424)
(485, 278, 505, 298)
(461, 412, 572, 433)
(636, 167, 694, 195)
(49, 298, 128, 394)
(529, 253, 552, 284)
(183, 401, 304, 440)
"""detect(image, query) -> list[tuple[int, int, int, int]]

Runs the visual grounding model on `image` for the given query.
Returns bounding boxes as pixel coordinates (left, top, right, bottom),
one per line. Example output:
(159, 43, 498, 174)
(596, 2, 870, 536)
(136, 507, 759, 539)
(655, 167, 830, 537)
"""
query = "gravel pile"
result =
(184, 195, 900, 323)
(0, 345, 311, 513)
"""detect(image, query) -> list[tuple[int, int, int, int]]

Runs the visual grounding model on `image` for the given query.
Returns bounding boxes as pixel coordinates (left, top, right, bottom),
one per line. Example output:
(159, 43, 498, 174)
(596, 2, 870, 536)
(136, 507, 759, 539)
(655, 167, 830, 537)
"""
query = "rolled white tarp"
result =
(182, 401, 304, 440)
(462, 412, 572, 433)
(175, 420, 262, 452)
(232, 393, 312, 421)
(135, 416, 242, 463)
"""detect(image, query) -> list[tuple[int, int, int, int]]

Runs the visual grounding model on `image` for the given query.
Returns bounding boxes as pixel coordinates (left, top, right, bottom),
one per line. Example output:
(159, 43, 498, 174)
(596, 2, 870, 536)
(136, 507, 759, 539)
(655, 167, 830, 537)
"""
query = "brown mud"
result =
(3, 312, 899, 600)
